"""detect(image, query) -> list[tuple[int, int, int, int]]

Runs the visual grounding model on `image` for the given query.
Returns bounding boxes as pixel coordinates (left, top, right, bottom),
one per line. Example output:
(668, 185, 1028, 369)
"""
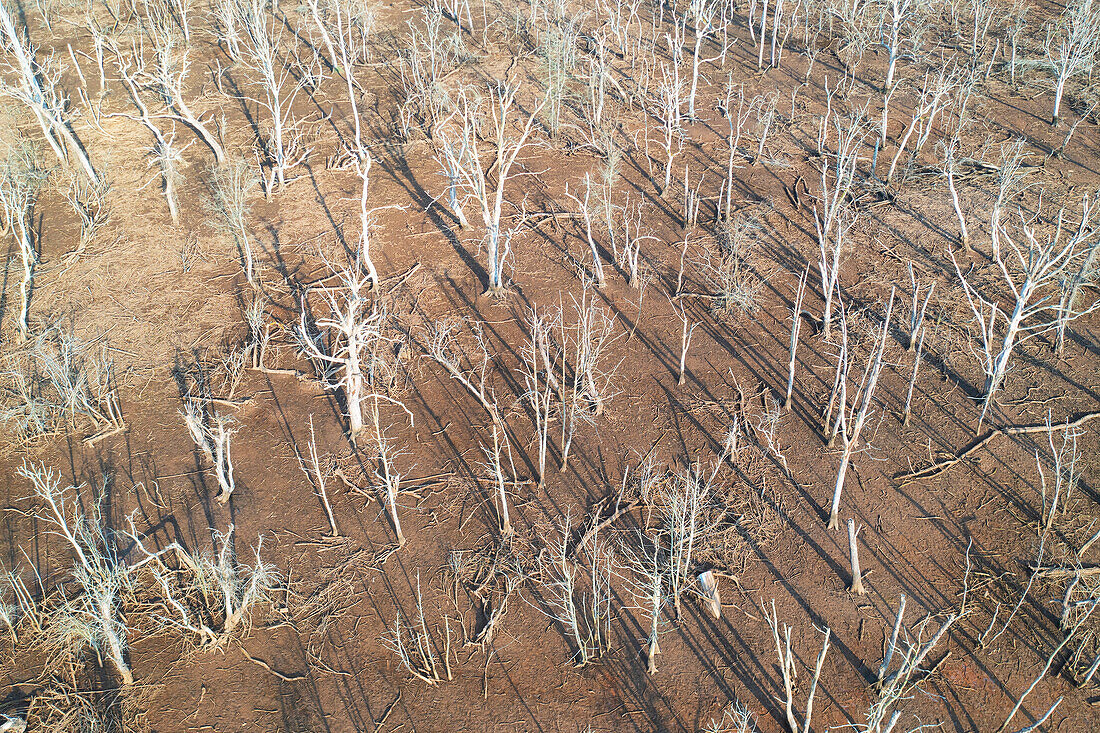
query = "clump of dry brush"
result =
(1, 461, 277, 695)
(0, 325, 124, 445)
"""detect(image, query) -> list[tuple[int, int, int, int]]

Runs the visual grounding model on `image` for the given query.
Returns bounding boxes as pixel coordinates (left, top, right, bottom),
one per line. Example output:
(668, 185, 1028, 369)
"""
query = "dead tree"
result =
(209, 158, 260, 285)
(784, 268, 809, 409)
(954, 195, 1100, 423)
(685, 0, 720, 117)
(1045, 0, 1100, 127)
(902, 327, 925, 426)
(905, 262, 934, 351)
(828, 291, 894, 531)
(111, 52, 185, 223)
(0, 3, 99, 183)
(990, 141, 1028, 260)
(654, 61, 684, 198)
(181, 399, 238, 504)
(847, 519, 865, 594)
(0, 143, 47, 341)
(435, 84, 544, 295)
(1055, 210, 1100, 354)
(670, 296, 698, 387)
(878, 0, 918, 95)
(764, 600, 832, 733)
(521, 304, 562, 487)
(295, 264, 406, 441)
(481, 424, 512, 536)
(306, 0, 380, 286)
(940, 137, 970, 251)
(564, 173, 606, 288)
(352, 153, 381, 289)
(620, 533, 668, 675)
(301, 415, 339, 536)
(871, 598, 958, 730)
(22, 460, 134, 685)
(885, 67, 961, 186)
(814, 98, 868, 338)
(235, 0, 306, 192)
(140, 21, 226, 164)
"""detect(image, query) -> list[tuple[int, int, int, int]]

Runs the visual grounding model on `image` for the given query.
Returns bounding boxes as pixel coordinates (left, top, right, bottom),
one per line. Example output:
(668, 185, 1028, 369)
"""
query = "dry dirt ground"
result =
(2, 0, 1100, 731)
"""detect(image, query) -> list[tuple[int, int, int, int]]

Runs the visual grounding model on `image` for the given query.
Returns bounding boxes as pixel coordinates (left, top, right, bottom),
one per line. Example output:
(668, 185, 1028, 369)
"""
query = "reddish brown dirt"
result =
(2, 1, 1100, 732)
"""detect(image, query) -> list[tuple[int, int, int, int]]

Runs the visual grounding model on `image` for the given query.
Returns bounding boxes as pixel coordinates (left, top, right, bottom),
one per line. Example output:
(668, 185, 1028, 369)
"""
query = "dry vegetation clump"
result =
(0, 461, 276, 728)
(0, 325, 124, 444)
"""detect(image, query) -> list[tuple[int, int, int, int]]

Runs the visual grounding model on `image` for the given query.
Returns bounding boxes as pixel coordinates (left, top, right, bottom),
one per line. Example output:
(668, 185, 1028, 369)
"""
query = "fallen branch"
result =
(238, 643, 306, 682)
(897, 412, 1100, 483)
(374, 692, 401, 732)
(1032, 565, 1100, 580)
(570, 436, 663, 556)
(571, 498, 641, 557)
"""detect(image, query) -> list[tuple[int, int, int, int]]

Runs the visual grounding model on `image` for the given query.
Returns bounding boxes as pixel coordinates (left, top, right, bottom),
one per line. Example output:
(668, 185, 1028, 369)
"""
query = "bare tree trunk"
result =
(847, 519, 865, 594)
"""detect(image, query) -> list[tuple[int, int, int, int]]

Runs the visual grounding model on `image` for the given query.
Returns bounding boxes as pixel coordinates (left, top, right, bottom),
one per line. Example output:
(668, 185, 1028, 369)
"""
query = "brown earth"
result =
(2, 1, 1100, 732)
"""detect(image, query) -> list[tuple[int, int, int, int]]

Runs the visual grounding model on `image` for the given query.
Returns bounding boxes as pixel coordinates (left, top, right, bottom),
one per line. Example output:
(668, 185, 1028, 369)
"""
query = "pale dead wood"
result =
(237, 642, 306, 682)
(897, 411, 1100, 484)
(373, 692, 401, 732)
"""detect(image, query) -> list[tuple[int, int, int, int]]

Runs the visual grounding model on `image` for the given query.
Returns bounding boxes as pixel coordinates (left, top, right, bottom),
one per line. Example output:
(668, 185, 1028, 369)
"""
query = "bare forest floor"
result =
(2, 0, 1100, 732)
